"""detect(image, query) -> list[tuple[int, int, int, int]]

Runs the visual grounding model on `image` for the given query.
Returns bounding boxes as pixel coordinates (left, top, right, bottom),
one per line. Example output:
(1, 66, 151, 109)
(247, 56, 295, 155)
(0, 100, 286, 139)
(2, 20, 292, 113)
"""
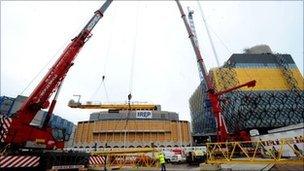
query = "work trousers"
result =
(161, 163, 166, 171)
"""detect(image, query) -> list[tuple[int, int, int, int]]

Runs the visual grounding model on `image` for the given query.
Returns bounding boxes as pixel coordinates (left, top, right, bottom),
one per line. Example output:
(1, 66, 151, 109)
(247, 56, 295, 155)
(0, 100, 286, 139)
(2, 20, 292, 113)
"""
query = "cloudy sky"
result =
(1, 1, 303, 124)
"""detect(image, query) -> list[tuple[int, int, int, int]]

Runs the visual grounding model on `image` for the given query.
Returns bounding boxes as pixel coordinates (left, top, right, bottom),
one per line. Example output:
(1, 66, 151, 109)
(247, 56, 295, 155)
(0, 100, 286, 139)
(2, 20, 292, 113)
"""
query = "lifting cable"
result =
(89, 75, 109, 102)
(123, 2, 141, 148)
(197, 1, 232, 57)
(197, 1, 220, 67)
(89, 6, 117, 103)
(106, 4, 141, 147)
(128, 1, 140, 99)
(19, 38, 72, 96)
(197, 3, 255, 94)
(101, 3, 117, 80)
(103, 80, 109, 103)
(19, 15, 96, 96)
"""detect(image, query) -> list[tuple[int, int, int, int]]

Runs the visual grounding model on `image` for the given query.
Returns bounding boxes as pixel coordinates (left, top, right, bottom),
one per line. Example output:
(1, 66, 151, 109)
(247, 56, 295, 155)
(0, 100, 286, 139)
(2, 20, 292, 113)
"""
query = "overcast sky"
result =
(1, 1, 303, 124)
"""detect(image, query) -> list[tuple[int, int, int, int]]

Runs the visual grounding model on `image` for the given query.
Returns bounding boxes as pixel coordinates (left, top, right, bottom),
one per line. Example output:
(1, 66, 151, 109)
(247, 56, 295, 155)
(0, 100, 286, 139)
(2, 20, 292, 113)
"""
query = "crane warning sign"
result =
(136, 111, 152, 119)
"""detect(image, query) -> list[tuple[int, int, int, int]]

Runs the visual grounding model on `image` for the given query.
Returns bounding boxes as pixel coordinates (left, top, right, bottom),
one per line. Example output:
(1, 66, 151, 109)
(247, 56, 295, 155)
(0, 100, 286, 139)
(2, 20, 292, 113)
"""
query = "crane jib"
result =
(85, 13, 102, 32)
(26, 0, 112, 112)
(83, 0, 113, 32)
(10, 0, 113, 145)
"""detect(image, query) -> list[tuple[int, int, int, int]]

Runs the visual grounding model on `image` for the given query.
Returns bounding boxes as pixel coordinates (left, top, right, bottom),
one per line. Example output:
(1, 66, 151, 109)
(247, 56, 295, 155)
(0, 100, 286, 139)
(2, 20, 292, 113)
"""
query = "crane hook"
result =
(128, 93, 132, 101)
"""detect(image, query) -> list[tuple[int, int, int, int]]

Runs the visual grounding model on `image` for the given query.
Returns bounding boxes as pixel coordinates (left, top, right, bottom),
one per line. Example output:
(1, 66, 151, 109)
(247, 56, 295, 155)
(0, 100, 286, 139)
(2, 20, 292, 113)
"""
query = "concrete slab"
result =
(200, 163, 221, 171)
(270, 163, 304, 171)
(221, 163, 274, 171)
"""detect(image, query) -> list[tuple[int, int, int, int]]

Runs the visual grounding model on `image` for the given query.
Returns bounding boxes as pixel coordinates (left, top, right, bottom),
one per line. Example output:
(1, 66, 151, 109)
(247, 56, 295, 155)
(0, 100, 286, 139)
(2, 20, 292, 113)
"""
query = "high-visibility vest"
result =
(158, 154, 165, 164)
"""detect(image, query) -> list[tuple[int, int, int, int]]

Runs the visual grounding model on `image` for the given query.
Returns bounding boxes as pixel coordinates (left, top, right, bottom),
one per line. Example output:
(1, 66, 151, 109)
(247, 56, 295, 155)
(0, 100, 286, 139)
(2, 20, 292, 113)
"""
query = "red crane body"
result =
(176, 0, 256, 142)
(1, 0, 113, 149)
(1, 0, 255, 150)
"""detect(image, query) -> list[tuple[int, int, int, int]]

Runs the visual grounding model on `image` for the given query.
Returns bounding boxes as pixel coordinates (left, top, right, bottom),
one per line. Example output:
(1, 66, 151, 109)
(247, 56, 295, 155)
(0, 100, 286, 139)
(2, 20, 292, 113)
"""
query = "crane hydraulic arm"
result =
(175, 1, 211, 90)
(1, 0, 113, 149)
(176, 0, 256, 142)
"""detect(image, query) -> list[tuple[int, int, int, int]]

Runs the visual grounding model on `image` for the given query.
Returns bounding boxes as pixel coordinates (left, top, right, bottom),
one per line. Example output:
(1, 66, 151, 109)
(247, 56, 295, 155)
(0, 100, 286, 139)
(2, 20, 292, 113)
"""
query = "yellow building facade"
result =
(211, 67, 304, 92)
(207, 53, 304, 133)
(73, 111, 191, 149)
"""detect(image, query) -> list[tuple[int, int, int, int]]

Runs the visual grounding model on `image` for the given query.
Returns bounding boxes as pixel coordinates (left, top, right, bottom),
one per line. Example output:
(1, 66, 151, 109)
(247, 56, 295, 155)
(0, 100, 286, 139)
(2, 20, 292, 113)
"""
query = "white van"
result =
(171, 154, 186, 164)
(163, 150, 174, 163)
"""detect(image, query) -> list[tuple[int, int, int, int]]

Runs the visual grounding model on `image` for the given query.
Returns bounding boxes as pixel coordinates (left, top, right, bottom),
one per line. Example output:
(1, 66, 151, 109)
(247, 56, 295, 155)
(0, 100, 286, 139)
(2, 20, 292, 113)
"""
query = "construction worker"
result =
(157, 152, 166, 171)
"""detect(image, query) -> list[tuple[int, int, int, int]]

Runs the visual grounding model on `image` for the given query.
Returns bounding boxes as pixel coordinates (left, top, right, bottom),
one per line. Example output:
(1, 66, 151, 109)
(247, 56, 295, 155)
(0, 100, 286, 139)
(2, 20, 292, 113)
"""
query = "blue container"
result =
(49, 114, 74, 138)
(50, 115, 61, 128)
(66, 122, 73, 135)
(62, 120, 68, 128)
(0, 96, 16, 117)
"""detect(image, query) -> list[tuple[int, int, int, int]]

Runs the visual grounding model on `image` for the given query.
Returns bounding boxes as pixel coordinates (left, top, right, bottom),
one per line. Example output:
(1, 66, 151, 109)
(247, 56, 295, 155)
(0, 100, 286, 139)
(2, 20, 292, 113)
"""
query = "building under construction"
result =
(73, 107, 191, 149)
(190, 45, 304, 137)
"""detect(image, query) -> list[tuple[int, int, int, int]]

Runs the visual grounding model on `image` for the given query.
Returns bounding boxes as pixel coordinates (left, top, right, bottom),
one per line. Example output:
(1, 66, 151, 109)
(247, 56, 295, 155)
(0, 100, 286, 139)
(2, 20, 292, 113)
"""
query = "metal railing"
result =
(206, 138, 304, 164)
(89, 148, 159, 169)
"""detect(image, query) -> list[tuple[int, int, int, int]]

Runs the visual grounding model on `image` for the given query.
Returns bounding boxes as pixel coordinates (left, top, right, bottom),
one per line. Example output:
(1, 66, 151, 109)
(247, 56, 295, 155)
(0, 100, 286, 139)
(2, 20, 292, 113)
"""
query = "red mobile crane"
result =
(175, 1, 256, 142)
(0, 0, 112, 150)
(0, 0, 251, 152)
(0, 0, 254, 169)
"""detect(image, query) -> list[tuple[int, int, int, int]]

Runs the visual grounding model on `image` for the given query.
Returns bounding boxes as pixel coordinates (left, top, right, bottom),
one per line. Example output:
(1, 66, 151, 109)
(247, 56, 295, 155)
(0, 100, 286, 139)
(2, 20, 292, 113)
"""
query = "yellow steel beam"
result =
(91, 148, 158, 155)
(68, 100, 158, 110)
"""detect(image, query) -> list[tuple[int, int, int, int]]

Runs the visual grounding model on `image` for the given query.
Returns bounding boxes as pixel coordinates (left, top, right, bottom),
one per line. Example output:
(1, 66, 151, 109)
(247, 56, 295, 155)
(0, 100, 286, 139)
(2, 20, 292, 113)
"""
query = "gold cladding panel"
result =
(212, 68, 304, 91)
(75, 120, 191, 145)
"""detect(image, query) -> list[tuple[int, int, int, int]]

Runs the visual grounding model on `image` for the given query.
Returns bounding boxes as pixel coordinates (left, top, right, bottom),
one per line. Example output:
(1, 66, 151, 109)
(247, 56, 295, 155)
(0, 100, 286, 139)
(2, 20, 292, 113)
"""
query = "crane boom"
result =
(2, 0, 113, 149)
(18, 0, 113, 125)
(176, 0, 256, 142)
(175, 0, 212, 90)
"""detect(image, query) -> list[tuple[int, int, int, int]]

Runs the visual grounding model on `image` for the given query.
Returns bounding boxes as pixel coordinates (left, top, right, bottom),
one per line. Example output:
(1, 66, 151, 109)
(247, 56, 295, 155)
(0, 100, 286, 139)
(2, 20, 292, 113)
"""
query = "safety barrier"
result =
(0, 155, 40, 168)
(89, 148, 159, 169)
(206, 138, 304, 164)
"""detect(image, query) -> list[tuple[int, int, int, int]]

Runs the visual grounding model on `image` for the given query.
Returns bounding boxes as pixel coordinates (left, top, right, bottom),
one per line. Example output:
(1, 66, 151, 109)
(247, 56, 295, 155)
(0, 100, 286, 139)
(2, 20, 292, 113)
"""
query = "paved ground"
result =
(118, 163, 200, 171)
(89, 163, 304, 171)
(220, 163, 274, 171)
(270, 163, 304, 171)
(90, 163, 200, 171)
